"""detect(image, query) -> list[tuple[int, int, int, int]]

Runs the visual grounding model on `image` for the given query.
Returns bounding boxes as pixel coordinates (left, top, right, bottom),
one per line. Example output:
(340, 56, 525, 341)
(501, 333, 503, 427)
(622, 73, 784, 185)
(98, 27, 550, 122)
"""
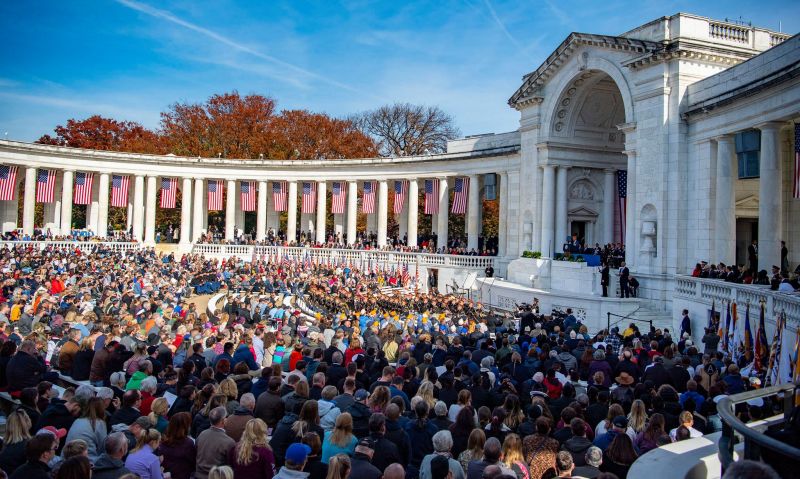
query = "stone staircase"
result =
(633, 302, 675, 333)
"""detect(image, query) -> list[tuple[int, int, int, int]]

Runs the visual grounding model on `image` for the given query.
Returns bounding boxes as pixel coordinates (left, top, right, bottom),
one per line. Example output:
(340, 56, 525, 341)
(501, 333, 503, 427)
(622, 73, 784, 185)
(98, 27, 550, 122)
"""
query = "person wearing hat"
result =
(347, 389, 372, 439)
(349, 437, 382, 479)
(611, 372, 635, 404)
(274, 443, 312, 479)
(592, 416, 629, 452)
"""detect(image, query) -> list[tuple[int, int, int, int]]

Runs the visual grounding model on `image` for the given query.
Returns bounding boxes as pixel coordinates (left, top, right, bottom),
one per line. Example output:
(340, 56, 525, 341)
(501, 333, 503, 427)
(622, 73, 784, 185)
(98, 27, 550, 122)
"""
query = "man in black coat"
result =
(619, 262, 630, 298)
(364, 413, 402, 472)
(109, 390, 142, 428)
(8, 433, 57, 479)
(326, 351, 348, 388)
(7, 340, 49, 392)
(642, 357, 673, 389)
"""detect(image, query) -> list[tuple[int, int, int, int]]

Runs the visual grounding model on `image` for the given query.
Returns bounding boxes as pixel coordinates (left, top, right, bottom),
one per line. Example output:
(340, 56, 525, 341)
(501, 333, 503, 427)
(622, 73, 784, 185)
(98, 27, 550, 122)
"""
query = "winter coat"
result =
(318, 400, 340, 432)
(255, 390, 285, 429)
(92, 453, 132, 479)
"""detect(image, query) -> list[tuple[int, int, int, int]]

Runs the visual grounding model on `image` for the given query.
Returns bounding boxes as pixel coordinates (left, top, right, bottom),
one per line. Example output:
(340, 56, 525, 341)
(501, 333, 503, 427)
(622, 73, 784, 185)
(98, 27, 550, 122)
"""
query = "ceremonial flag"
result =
(272, 181, 287, 211)
(754, 301, 769, 373)
(0, 165, 17, 201)
(451, 177, 469, 214)
(111, 175, 130, 208)
(73, 172, 94, 205)
(424, 179, 439, 214)
(794, 122, 800, 199)
(394, 180, 408, 215)
(402, 262, 410, 286)
(708, 299, 716, 330)
(208, 180, 223, 211)
(241, 181, 256, 212)
(36, 169, 56, 203)
(159, 177, 177, 209)
(332, 182, 346, 214)
(302, 182, 317, 213)
(362, 181, 376, 214)
(731, 301, 742, 360)
(617, 171, 627, 243)
(722, 302, 732, 355)
(743, 303, 753, 363)
(794, 330, 800, 406)
(766, 311, 786, 386)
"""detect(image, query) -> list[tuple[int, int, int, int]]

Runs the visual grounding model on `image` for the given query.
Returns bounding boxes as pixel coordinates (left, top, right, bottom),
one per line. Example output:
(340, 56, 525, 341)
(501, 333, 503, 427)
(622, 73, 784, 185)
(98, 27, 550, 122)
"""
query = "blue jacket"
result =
(232, 344, 259, 370)
(251, 377, 270, 400)
(212, 352, 234, 368)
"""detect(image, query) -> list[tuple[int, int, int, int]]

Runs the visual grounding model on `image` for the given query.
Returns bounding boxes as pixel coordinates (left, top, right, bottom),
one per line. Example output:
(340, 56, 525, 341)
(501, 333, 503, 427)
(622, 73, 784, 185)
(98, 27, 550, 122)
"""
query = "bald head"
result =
(383, 464, 405, 479)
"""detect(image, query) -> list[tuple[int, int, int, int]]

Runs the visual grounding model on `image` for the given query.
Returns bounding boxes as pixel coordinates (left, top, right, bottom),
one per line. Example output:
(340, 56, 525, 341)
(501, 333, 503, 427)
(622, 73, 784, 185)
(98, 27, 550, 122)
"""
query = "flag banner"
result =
(766, 311, 786, 386)
(73, 172, 94, 205)
(794, 122, 799, 199)
(394, 180, 408, 215)
(424, 179, 439, 215)
(722, 302, 732, 355)
(208, 180, 223, 211)
(159, 177, 177, 209)
(744, 303, 753, 363)
(241, 181, 256, 212)
(731, 301, 742, 361)
(754, 301, 769, 373)
(272, 181, 287, 212)
(111, 175, 131, 208)
(794, 329, 800, 406)
(36, 169, 56, 203)
(452, 176, 469, 214)
(302, 182, 317, 213)
(362, 181, 376, 214)
(0, 165, 18, 201)
(332, 181, 346, 214)
(617, 170, 627, 243)
(708, 299, 716, 330)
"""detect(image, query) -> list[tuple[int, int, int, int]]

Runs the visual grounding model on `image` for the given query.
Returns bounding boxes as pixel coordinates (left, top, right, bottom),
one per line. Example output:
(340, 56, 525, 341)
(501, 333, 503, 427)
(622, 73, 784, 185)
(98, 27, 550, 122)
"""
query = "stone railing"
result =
(191, 244, 496, 270)
(770, 33, 791, 47)
(709, 21, 750, 43)
(674, 275, 800, 324)
(0, 241, 142, 253)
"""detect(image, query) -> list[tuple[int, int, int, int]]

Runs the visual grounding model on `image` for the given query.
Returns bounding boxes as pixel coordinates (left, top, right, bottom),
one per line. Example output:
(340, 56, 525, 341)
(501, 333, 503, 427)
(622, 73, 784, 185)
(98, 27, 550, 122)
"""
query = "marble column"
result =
(144, 176, 157, 244)
(347, 181, 357, 245)
(407, 179, 419, 248)
(467, 174, 480, 251)
(257, 180, 268, 241)
(603, 169, 615, 244)
(715, 135, 736, 264)
(287, 180, 298, 242)
(555, 166, 569, 252)
(60, 170, 75, 236)
(193, 178, 205, 241)
(540, 165, 556, 256)
(132, 175, 144, 241)
(43, 174, 62, 233)
(316, 181, 327, 244)
(97, 173, 110, 237)
(437, 177, 449, 249)
(757, 123, 784, 270)
(377, 180, 388, 247)
(180, 178, 192, 244)
(225, 179, 236, 240)
(22, 167, 36, 236)
(624, 152, 637, 269)
(498, 172, 508, 257)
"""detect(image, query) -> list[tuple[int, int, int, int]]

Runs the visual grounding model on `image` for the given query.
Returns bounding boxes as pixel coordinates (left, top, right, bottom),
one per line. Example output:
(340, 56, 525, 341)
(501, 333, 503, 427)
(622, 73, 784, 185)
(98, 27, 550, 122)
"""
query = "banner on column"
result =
(208, 180, 223, 211)
(36, 169, 56, 203)
(301, 182, 317, 213)
(424, 179, 439, 215)
(272, 181, 287, 211)
(362, 181, 376, 214)
(0, 166, 18, 201)
(160, 177, 177, 208)
(111, 175, 130, 207)
(451, 177, 468, 214)
(617, 171, 627, 243)
(241, 181, 256, 212)
(73, 172, 94, 205)
(331, 181, 346, 214)
(394, 180, 408, 215)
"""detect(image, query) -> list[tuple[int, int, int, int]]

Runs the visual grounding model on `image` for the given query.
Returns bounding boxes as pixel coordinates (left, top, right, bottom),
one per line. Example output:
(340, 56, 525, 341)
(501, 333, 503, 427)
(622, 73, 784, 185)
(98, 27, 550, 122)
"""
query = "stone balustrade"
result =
(0, 241, 142, 253)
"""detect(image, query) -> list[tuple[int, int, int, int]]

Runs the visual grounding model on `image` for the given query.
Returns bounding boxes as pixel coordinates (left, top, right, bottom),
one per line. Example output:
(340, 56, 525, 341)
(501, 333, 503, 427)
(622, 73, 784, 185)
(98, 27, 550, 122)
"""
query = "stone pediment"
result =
(735, 195, 759, 217)
(568, 206, 599, 217)
(508, 33, 660, 109)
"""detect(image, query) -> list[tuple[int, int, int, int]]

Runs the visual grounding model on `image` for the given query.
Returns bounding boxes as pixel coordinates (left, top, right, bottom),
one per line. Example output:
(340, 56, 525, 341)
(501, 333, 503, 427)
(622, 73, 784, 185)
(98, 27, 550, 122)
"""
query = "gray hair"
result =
(434, 401, 448, 417)
(585, 446, 603, 467)
(140, 376, 158, 393)
(332, 351, 343, 365)
(110, 371, 127, 387)
(432, 430, 453, 452)
(209, 406, 228, 425)
(74, 385, 96, 406)
(480, 356, 494, 368)
(240, 393, 256, 410)
(105, 432, 129, 455)
(322, 385, 338, 401)
(593, 349, 606, 361)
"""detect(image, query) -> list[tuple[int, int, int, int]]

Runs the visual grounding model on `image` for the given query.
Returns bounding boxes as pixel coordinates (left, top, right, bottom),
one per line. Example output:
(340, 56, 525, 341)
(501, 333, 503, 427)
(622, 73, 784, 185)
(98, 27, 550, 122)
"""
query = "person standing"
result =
(618, 263, 630, 299)
(680, 310, 691, 338)
(748, 240, 758, 272)
(600, 263, 610, 298)
(781, 241, 789, 273)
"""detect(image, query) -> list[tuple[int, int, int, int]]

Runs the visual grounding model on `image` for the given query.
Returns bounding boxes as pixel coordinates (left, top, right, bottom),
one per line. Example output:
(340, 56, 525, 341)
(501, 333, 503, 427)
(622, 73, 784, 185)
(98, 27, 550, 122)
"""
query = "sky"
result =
(1, 0, 798, 142)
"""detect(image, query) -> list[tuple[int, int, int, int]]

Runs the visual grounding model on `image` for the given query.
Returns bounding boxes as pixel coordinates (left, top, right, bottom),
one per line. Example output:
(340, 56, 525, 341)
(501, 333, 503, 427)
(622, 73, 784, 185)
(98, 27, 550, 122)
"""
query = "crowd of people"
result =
(691, 240, 800, 293)
(0, 242, 789, 479)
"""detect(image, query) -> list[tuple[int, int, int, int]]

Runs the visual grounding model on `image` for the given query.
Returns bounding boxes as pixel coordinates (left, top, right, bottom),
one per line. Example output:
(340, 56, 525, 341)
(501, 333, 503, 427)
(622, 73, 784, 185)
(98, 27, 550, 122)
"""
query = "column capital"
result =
(712, 133, 735, 143)
(603, 168, 617, 175)
(541, 164, 556, 171)
(754, 121, 786, 131)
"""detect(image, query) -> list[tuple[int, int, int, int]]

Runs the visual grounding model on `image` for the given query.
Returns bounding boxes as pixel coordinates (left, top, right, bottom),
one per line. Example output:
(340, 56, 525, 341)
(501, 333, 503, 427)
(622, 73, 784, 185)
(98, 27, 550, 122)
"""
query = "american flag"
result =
(160, 177, 177, 209)
(272, 181, 287, 211)
(111, 175, 130, 207)
(401, 262, 410, 285)
(73, 172, 94, 205)
(208, 180, 223, 211)
(331, 181, 346, 214)
(241, 181, 256, 211)
(36, 169, 56, 203)
(393, 180, 408, 215)
(0, 166, 17, 201)
(451, 177, 469, 214)
(617, 171, 627, 243)
(302, 182, 317, 213)
(794, 123, 799, 199)
(362, 181, 376, 214)
(424, 179, 439, 214)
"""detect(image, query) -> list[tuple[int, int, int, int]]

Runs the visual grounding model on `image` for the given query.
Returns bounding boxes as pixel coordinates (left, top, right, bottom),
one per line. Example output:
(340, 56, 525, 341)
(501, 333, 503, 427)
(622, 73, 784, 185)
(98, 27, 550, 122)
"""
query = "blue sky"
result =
(1, 0, 798, 142)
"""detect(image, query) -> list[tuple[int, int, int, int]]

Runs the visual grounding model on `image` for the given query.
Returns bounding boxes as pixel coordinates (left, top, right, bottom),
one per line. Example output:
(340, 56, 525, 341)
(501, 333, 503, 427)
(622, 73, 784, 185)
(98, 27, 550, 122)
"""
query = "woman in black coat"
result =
(70, 342, 95, 381)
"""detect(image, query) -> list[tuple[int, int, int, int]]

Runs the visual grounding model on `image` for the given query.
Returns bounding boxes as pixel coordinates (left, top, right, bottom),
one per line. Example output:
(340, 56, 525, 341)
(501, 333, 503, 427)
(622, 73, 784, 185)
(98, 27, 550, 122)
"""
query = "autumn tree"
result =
(268, 109, 378, 160)
(352, 103, 461, 157)
(37, 115, 166, 154)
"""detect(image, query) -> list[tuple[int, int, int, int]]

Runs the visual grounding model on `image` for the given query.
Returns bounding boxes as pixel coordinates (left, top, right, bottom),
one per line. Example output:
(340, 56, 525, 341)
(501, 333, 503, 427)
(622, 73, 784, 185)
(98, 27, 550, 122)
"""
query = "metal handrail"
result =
(717, 383, 800, 470)
(605, 306, 643, 332)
